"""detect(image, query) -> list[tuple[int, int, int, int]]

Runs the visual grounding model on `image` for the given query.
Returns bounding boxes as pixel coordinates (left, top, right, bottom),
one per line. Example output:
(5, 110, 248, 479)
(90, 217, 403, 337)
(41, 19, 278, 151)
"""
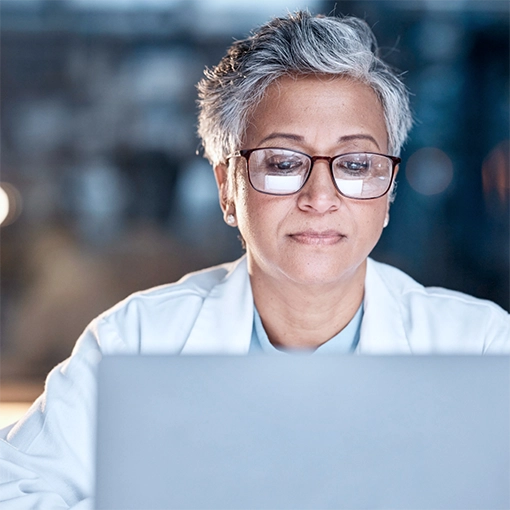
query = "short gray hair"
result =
(197, 10, 413, 166)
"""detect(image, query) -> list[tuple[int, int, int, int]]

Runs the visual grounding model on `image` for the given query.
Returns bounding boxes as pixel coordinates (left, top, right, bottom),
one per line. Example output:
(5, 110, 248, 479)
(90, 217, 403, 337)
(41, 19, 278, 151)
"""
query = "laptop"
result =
(95, 355, 510, 509)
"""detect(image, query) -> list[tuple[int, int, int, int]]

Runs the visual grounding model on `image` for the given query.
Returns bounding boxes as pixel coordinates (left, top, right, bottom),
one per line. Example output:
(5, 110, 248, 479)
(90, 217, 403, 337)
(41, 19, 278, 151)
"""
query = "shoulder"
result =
(369, 258, 506, 316)
(367, 258, 510, 353)
(368, 258, 506, 314)
(92, 257, 247, 354)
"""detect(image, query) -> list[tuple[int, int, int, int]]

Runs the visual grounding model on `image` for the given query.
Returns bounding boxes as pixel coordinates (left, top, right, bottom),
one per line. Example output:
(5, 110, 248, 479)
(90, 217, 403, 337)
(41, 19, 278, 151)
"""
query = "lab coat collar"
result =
(181, 257, 253, 354)
(356, 258, 411, 354)
(182, 256, 411, 355)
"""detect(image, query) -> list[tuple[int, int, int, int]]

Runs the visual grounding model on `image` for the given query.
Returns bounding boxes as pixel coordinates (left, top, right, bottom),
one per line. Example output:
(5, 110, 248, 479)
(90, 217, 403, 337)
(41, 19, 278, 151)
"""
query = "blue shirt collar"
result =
(249, 304, 363, 355)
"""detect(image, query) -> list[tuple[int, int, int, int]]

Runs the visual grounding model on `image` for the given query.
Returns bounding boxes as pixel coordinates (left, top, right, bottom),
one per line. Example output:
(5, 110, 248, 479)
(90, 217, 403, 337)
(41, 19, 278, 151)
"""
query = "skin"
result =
(214, 75, 397, 350)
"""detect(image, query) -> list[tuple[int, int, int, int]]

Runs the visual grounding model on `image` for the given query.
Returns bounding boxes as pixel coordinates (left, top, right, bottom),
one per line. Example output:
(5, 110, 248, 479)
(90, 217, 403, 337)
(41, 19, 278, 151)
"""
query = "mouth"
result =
(288, 230, 346, 246)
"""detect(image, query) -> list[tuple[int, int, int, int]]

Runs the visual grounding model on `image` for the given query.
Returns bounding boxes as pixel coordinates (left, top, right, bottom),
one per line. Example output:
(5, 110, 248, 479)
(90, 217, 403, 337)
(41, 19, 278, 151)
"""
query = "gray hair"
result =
(197, 10, 413, 166)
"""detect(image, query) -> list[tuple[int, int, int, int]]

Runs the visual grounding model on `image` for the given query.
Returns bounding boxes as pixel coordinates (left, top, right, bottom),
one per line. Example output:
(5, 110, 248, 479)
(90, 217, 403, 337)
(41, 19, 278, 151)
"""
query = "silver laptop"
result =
(95, 355, 510, 509)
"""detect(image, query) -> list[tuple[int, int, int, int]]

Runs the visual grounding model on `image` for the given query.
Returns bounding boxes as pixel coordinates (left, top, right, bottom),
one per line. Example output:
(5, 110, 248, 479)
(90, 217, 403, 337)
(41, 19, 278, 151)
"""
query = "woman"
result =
(1, 10, 509, 510)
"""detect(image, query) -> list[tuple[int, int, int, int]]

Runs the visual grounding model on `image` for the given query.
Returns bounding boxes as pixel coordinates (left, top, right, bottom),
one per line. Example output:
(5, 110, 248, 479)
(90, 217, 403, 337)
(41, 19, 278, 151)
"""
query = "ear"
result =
(384, 162, 399, 228)
(213, 163, 230, 214)
(387, 160, 400, 204)
(393, 162, 400, 180)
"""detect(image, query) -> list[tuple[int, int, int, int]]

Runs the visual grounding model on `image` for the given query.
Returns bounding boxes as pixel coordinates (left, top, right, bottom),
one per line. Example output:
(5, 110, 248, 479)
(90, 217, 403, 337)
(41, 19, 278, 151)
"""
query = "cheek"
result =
(352, 199, 388, 235)
(233, 172, 251, 217)
(235, 181, 294, 245)
(233, 174, 264, 241)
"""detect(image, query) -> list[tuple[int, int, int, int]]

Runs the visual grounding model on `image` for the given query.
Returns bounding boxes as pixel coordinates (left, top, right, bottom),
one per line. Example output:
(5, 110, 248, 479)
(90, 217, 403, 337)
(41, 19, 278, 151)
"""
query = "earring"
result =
(383, 216, 389, 228)
(226, 214, 236, 225)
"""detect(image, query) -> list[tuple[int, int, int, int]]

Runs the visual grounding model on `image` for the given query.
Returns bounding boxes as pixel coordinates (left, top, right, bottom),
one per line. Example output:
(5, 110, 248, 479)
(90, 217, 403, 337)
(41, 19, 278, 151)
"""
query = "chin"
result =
(280, 258, 358, 287)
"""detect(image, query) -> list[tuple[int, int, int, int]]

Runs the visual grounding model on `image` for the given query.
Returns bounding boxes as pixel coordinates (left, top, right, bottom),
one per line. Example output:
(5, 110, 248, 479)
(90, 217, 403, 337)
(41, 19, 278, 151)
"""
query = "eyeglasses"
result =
(229, 147, 401, 200)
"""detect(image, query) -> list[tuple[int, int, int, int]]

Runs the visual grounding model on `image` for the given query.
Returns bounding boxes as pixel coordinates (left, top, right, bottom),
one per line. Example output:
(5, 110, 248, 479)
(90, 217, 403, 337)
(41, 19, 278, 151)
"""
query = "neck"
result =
(249, 260, 366, 350)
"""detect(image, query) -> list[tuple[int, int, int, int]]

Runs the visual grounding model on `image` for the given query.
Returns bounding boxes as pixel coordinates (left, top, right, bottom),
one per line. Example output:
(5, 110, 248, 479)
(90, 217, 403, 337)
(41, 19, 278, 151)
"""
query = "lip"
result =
(288, 230, 346, 245)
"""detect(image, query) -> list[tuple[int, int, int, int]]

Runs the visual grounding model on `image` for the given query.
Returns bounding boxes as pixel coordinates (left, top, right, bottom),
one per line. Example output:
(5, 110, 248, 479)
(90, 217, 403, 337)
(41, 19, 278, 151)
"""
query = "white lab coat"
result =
(0, 256, 509, 509)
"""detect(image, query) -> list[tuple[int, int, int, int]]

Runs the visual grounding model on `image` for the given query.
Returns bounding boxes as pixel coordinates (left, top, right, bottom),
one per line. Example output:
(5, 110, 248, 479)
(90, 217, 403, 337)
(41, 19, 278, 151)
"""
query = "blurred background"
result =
(1, 0, 509, 403)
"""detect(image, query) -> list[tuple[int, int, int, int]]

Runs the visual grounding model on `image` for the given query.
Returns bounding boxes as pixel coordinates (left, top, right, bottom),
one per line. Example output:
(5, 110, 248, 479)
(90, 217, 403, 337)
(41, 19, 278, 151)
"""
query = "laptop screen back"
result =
(95, 355, 510, 509)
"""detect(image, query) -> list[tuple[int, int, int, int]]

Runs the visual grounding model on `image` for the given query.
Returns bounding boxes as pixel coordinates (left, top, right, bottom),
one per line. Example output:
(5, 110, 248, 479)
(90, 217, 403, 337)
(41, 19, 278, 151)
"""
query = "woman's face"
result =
(216, 75, 394, 287)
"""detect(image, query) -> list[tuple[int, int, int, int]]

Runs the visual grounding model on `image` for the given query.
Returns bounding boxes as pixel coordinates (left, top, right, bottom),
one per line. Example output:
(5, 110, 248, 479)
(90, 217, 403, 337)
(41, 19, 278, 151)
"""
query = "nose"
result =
(296, 159, 341, 213)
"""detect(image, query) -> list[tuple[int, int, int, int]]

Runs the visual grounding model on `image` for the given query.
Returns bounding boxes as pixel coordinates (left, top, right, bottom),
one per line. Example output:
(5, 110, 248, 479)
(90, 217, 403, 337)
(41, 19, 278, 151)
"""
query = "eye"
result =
(265, 156, 305, 174)
(346, 161, 368, 171)
(335, 155, 371, 175)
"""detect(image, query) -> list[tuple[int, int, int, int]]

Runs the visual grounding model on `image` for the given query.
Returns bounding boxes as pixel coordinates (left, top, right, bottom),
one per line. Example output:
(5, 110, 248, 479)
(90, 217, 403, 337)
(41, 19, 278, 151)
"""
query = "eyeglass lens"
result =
(247, 148, 393, 199)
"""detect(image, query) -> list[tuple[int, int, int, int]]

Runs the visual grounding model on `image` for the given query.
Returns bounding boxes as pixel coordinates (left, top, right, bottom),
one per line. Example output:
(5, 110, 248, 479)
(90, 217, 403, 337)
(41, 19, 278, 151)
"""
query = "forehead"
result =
(244, 75, 388, 153)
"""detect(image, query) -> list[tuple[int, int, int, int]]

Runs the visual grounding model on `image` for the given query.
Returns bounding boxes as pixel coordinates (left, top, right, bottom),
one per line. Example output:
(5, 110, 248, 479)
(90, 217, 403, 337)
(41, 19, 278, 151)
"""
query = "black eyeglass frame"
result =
(229, 148, 401, 200)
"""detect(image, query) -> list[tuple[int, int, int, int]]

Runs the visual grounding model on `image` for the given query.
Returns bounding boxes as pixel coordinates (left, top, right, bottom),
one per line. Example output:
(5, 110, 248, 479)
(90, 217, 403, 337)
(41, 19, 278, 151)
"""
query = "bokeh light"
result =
(0, 187, 9, 225)
(405, 147, 454, 196)
(0, 182, 23, 227)
(482, 140, 509, 210)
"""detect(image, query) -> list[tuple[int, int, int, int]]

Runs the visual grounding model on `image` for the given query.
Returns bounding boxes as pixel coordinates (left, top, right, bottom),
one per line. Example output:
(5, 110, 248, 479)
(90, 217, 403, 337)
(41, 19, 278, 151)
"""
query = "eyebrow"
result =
(257, 132, 381, 150)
